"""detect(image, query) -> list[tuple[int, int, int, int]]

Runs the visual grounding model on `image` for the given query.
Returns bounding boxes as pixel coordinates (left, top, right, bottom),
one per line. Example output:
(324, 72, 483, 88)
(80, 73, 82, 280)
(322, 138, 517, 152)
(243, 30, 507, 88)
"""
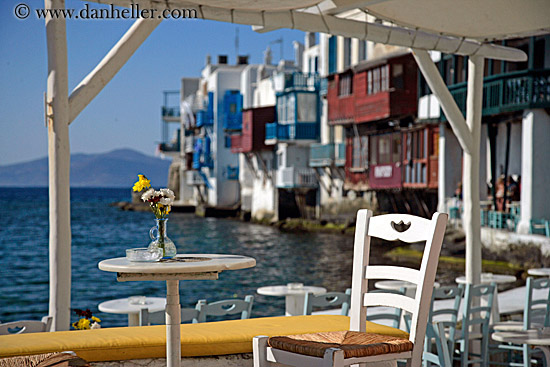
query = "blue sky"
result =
(0, 0, 305, 166)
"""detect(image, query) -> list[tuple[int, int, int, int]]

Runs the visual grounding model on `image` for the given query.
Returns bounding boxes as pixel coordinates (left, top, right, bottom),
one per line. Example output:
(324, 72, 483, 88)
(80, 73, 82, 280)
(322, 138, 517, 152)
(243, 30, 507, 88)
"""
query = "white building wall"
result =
(251, 151, 277, 220)
(206, 67, 243, 208)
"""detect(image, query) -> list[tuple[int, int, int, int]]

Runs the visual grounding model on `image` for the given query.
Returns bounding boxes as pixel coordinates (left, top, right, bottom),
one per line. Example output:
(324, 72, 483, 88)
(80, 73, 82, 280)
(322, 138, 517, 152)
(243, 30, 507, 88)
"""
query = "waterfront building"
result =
(231, 35, 323, 221)
(316, 22, 439, 217)
(419, 36, 550, 236)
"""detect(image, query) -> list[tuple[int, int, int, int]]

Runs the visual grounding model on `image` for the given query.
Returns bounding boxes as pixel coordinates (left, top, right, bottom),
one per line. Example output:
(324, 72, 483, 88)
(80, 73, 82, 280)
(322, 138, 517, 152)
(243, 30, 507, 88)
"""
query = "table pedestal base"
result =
(166, 280, 181, 367)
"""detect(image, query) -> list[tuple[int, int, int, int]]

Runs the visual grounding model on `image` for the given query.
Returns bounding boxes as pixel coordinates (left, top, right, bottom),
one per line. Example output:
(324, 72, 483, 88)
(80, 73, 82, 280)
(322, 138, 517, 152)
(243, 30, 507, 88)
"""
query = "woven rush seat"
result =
(268, 330, 413, 359)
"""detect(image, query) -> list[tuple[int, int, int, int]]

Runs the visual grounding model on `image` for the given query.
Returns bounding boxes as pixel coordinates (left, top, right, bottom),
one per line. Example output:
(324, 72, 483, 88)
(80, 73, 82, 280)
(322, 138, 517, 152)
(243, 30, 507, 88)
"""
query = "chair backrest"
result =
(461, 283, 495, 341)
(197, 295, 254, 323)
(349, 210, 448, 367)
(0, 316, 52, 335)
(524, 277, 550, 329)
(139, 300, 205, 326)
(303, 289, 351, 316)
(366, 287, 406, 329)
(423, 286, 464, 367)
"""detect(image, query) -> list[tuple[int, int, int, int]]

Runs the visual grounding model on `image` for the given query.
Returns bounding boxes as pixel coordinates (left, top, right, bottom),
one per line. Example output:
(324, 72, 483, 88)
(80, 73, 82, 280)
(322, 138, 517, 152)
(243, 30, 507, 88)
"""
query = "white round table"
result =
(527, 268, 550, 277)
(374, 280, 440, 292)
(98, 297, 166, 327)
(455, 273, 517, 323)
(492, 329, 550, 365)
(99, 254, 256, 367)
(257, 284, 327, 316)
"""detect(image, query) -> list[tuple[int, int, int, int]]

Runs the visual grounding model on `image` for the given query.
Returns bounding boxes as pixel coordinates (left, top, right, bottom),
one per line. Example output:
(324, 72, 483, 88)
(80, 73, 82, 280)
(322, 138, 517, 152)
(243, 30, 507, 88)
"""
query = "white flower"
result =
(141, 188, 156, 202)
(160, 197, 173, 206)
(160, 188, 175, 200)
(91, 322, 101, 329)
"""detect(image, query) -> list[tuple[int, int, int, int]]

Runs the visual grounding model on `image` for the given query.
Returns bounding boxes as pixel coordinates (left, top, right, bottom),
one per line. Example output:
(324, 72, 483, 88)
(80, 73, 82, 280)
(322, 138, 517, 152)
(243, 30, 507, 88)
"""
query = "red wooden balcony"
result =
(328, 53, 417, 125)
(230, 106, 275, 153)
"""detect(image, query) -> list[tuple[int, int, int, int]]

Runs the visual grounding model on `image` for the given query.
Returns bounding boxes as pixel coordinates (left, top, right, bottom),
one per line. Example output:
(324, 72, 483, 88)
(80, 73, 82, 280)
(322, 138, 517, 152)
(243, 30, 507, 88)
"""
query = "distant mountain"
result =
(0, 149, 171, 187)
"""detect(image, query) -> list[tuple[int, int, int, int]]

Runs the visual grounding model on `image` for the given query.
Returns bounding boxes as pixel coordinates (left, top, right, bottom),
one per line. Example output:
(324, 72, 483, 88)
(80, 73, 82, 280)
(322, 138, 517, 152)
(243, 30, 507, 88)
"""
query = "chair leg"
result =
(323, 348, 344, 367)
(253, 335, 272, 367)
(523, 344, 531, 367)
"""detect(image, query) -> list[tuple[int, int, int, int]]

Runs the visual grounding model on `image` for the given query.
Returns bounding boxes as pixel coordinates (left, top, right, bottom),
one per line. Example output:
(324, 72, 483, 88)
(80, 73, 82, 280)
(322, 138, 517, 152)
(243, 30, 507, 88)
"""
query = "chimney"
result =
(217, 55, 228, 64)
(237, 55, 249, 65)
(206, 54, 211, 65)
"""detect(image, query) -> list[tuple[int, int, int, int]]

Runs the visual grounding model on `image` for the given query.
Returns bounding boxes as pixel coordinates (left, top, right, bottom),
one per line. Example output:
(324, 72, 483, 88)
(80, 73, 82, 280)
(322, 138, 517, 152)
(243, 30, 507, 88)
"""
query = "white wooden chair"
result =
(304, 289, 351, 316)
(139, 300, 206, 325)
(253, 210, 447, 367)
(197, 295, 254, 322)
(0, 316, 52, 335)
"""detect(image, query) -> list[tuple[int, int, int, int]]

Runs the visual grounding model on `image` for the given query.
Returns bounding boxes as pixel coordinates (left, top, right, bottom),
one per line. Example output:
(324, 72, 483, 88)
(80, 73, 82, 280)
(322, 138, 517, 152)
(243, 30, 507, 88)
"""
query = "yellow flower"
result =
(133, 174, 151, 192)
(73, 318, 91, 330)
(91, 316, 101, 323)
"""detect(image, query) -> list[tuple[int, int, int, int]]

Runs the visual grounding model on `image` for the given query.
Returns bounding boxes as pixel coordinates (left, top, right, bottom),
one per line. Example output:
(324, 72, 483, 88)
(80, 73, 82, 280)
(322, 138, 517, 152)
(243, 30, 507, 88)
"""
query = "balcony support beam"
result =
(45, 0, 70, 331)
(68, 17, 161, 124)
(462, 55, 485, 285)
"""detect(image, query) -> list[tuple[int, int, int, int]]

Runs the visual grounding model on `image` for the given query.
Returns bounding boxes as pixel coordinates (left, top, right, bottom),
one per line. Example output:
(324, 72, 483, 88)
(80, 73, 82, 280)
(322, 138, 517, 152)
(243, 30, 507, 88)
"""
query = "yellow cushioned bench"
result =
(0, 315, 408, 362)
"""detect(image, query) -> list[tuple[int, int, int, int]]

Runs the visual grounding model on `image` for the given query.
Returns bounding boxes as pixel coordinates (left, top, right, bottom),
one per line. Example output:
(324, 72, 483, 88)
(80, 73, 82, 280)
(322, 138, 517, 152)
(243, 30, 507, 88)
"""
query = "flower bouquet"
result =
(133, 175, 177, 259)
(72, 308, 101, 330)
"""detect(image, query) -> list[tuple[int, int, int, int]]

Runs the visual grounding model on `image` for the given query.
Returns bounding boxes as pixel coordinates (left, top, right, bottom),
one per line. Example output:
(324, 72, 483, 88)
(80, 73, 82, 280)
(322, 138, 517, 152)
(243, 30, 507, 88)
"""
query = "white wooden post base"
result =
(166, 280, 181, 367)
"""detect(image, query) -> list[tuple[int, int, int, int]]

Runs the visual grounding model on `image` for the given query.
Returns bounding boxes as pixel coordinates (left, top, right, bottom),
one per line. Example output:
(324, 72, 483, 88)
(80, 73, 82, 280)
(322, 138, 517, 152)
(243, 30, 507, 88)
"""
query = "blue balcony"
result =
(266, 122, 319, 142)
(309, 143, 335, 167)
(446, 69, 550, 118)
(196, 110, 213, 128)
(222, 90, 243, 130)
(192, 136, 213, 169)
(309, 142, 346, 167)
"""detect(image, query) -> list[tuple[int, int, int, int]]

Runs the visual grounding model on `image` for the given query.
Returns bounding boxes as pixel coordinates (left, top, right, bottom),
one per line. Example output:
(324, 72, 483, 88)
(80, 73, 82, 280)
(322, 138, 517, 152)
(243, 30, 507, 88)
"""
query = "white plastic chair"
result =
(304, 289, 351, 316)
(0, 316, 52, 335)
(197, 295, 254, 322)
(253, 210, 448, 367)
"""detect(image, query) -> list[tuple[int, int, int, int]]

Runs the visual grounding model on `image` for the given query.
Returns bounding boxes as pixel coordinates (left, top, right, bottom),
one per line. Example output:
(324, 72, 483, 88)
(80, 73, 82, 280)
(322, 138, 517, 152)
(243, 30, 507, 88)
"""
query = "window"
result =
(352, 136, 368, 168)
(328, 36, 337, 74)
(392, 64, 404, 89)
(367, 65, 390, 95)
(378, 135, 391, 164)
(358, 41, 368, 62)
(369, 136, 377, 165)
(296, 93, 317, 122)
(339, 73, 353, 96)
(392, 134, 401, 163)
(343, 38, 351, 69)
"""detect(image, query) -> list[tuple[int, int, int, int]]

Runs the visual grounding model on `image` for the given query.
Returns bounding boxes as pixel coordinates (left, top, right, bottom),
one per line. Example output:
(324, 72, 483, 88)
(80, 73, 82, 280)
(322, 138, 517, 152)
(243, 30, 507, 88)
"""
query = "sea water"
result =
(0, 188, 361, 327)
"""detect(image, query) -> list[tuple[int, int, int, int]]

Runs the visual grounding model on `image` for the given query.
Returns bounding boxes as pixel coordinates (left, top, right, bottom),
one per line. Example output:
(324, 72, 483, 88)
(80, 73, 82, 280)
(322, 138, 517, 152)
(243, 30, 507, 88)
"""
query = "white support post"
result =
(463, 55, 485, 285)
(166, 280, 181, 367)
(68, 17, 161, 124)
(45, 0, 71, 331)
(412, 49, 473, 154)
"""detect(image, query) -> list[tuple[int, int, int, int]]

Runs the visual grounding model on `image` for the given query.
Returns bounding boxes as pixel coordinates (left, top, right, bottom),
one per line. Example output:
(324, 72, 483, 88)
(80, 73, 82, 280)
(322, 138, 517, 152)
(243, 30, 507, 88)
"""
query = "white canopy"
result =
(44, 0, 549, 331)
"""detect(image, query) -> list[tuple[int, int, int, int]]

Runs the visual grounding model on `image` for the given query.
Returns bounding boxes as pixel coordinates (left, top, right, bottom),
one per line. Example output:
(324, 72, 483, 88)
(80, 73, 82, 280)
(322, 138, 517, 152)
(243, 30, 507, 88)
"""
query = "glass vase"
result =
(148, 218, 177, 259)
